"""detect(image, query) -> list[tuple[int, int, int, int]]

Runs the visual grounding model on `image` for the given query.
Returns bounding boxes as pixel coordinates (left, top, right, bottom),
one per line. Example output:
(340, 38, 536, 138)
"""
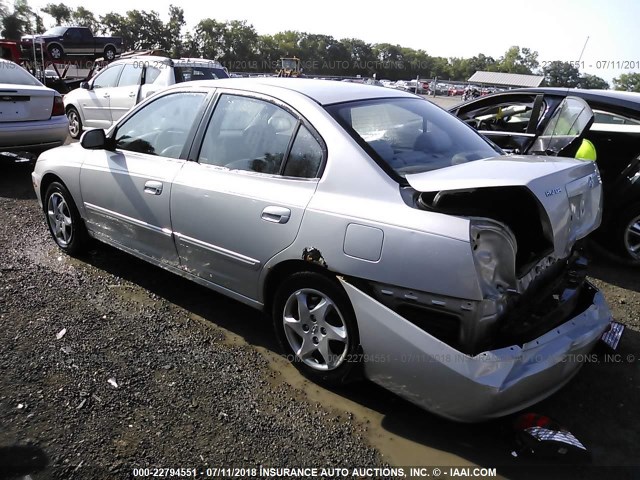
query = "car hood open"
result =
(406, 155, 603, 259)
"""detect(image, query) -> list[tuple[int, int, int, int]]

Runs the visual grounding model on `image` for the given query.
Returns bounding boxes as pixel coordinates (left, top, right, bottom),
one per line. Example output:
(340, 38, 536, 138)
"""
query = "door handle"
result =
(261, 206, 291, 224)
(102, 94, 110, 98)
(128, 92, 136, 97)
(144, 180, 163, 195)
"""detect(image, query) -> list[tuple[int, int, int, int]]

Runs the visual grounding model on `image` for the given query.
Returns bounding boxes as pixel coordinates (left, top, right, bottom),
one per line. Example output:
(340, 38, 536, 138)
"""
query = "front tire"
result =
(44, 181, 88, 255)
(66, 107, 82, 139)
(272, 272, 360, 386)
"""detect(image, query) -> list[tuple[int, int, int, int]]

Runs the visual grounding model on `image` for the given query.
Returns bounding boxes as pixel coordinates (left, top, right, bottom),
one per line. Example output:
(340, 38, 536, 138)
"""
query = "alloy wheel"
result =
(47, 192, 73, 247)
(282, 288, 348, 371)
(624, 214, 640, 260)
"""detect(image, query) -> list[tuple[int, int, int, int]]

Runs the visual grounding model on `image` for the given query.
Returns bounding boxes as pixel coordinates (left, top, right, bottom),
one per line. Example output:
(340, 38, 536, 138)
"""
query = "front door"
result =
(80, 64, 123, 130)
(80, 90, 209, 264)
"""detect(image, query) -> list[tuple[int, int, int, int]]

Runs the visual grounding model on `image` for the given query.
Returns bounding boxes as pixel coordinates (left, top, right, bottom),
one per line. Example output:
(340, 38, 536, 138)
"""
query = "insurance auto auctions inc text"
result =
(255, 466, 498, 478)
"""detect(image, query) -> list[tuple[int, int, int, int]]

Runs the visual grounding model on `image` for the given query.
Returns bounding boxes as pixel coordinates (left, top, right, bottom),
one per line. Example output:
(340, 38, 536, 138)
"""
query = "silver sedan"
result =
(0, 59, 68, 153)
(32, 78, 613, 421)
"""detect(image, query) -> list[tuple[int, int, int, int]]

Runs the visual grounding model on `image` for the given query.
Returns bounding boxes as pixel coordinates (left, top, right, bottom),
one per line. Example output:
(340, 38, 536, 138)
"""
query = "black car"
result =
(451, 88, 640, 265)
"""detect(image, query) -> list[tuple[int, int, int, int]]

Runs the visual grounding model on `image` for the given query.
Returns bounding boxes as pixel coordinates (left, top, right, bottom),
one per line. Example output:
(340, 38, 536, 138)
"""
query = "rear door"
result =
(527, 96, 594, 158)
(170, 92, 324, 300)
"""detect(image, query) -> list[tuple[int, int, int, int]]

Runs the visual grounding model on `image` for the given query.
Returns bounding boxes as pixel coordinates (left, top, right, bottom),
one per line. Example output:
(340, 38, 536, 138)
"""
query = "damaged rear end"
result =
(343, 156, 612, 421)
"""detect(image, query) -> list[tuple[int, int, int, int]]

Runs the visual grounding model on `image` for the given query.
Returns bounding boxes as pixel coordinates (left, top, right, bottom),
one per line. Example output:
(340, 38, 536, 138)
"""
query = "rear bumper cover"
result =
(0, 116, 68, 152)
(340, 278, 612, 422)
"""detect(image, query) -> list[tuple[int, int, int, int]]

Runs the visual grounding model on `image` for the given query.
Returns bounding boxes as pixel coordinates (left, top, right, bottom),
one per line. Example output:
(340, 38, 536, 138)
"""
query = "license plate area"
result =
(600, 321, 624, 350)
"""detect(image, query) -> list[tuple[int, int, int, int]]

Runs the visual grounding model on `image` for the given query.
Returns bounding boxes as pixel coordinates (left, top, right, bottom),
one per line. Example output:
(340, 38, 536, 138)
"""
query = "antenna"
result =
(578, 36, 590, 63)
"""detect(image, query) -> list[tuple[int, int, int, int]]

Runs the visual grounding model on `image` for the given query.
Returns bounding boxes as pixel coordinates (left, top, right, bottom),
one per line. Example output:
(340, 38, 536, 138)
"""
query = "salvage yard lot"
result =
(1, 159, 639, 479)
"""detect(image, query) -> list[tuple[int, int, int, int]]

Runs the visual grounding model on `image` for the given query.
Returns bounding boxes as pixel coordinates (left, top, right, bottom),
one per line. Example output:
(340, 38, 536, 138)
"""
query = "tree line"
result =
(2, 0, 639, 91)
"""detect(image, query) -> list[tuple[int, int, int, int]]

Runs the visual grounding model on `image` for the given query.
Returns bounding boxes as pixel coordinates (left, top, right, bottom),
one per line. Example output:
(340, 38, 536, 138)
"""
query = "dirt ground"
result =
(0, 159, 638, 480)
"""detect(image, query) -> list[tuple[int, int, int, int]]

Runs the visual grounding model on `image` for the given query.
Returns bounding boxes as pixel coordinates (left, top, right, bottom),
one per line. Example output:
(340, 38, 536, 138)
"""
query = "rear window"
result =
(174, 66, 229, 83)
(0, 62, 42, 86)
(326, 97, 500, 178)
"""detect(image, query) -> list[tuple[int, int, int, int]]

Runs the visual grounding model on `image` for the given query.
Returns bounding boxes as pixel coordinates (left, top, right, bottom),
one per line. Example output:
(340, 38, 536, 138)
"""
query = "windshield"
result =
(327, 98, 501, 177)
(43, 27, 67, 36)
(174, 66, 229, 82)
(0, 62, 43, 86)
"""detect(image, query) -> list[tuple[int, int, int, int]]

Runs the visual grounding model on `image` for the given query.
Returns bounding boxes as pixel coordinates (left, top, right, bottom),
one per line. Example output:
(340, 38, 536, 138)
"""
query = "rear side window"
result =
(174, 66, 229, 83)
(145, 66, 161, 84)
(283, 126, 323, 178)
(199, 94, 296, 174)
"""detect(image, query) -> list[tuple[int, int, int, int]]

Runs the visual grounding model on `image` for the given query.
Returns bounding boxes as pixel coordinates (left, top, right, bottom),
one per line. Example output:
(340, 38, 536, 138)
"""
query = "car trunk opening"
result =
(418, 186, 554, 276)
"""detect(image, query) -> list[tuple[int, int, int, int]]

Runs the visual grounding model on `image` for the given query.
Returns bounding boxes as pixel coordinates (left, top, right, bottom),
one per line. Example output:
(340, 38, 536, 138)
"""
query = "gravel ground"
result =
(0, 162, 382, 477)
(1, 160, 639, 480)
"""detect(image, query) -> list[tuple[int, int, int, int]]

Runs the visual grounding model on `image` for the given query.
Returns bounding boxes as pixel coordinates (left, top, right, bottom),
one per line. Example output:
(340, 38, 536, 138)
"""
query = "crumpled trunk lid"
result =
(406, 155, 602, 258)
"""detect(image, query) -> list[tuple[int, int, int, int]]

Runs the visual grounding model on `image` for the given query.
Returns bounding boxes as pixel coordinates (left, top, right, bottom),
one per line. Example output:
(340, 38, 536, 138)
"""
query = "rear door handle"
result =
(128, 92, 136, 97)
(102, 94, 110, 98)
(261, 206, 291, 224)
(144, 180, 163, 195)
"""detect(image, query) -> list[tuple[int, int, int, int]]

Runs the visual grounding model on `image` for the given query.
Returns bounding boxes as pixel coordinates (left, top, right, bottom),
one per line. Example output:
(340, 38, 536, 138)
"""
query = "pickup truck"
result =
(21, 26, 123, 61)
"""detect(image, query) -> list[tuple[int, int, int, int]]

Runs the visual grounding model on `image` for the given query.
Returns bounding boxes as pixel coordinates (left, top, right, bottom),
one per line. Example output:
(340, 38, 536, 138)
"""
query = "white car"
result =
(63, 56, 229, 138)
(0, 59, 68, 154)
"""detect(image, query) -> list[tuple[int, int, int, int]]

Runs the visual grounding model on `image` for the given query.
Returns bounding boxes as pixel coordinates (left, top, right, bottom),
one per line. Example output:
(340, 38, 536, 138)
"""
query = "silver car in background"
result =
(32, 78, 613, 421)
(0, 59, 68, 153)
(63, 56, 229, 139)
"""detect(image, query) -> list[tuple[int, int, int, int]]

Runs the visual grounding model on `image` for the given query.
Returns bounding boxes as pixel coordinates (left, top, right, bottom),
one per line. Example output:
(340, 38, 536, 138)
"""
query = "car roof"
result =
(497, 87, 640, 111)
(177, 77, 415, 105)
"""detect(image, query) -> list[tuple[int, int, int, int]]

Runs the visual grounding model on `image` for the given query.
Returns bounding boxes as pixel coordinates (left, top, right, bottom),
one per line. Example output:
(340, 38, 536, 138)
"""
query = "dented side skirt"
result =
(339, 278, 612, 422)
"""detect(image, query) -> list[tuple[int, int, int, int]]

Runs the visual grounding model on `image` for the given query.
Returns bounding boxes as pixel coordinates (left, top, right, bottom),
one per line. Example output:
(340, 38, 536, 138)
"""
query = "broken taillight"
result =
(52, 96, 65, 116)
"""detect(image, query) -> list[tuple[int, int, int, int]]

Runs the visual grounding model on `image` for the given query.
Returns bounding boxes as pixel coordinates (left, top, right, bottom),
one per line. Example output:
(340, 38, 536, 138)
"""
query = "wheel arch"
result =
(262, 259, 340, 314)
(47, 42, 64, 56)
(65, 103, 86, 126)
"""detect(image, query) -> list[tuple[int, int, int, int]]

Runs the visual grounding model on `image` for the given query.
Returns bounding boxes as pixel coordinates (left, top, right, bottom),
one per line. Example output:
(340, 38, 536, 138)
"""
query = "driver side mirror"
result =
(80, 81, 90, 90)
(81, 129, 113, 150)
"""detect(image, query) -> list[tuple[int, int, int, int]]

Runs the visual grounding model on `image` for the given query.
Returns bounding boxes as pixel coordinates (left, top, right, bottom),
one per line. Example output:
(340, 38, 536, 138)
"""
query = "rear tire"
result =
(104, 46, 116, 62)
(66, 107, 82, 139)
(43, 181, 88, 255)
(613, 203, 640, 265)
(272, 272, 361, 386)
(48, 44, 63, 60)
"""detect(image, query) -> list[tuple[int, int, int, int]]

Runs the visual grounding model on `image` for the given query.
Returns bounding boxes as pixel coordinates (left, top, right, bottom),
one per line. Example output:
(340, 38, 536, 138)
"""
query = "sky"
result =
(30, 0, 640, 84)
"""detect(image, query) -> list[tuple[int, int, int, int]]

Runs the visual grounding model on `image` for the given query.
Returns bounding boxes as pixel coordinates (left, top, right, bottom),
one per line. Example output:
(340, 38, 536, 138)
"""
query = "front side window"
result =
(199, 94, 297, 174)
(92, 65, 123, 89)
(115, 92, 207, 158)
(327, 98, 500, 177)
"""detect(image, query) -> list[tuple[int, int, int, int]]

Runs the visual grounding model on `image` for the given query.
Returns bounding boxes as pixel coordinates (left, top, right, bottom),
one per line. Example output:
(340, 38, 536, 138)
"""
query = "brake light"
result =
(52, 96, 64, 116)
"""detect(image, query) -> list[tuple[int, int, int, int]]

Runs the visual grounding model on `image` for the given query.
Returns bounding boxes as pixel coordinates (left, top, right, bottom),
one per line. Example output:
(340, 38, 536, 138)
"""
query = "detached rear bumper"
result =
(340, 279, 612, 422)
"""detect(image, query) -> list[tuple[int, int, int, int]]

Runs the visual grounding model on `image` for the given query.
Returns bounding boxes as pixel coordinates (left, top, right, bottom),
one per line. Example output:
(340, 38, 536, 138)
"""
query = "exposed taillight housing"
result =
(52, 96, 65, 116)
